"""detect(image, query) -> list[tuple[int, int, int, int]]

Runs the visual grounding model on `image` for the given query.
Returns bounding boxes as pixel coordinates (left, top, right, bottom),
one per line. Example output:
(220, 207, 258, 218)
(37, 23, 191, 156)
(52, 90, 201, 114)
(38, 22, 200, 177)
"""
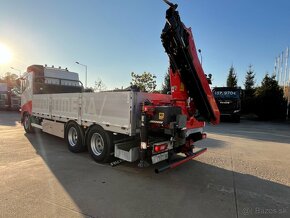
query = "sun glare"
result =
(0, 43, 12, 64)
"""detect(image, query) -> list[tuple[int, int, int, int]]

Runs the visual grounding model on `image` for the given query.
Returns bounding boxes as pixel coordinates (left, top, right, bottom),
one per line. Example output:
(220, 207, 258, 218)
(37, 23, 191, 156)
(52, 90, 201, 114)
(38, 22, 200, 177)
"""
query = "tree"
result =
(244, 65, 255, 95)
(226, 65, 238, 87)
(94, 78, 107, 92)
(0, 72, 20, 94)
(161, 72, 170, 94)
(130, 72, 156, 92)
(0, 72, 18, 87)
(242, 65, 256, 114)
(254, 74, 286, 120)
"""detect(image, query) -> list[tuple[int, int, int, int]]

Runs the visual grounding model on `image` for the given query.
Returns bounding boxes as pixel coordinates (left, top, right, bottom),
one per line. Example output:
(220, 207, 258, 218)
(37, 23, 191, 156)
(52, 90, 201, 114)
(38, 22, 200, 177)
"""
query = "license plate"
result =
(152, 152, 168, 164)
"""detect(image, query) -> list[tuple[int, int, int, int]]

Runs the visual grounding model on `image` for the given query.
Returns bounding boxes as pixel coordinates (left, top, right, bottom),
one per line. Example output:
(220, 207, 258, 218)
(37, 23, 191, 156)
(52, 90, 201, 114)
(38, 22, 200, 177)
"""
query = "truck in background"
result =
(0, 82, 21, 110)
(20, 1, 220, 172)
(212, 87, 242, 122)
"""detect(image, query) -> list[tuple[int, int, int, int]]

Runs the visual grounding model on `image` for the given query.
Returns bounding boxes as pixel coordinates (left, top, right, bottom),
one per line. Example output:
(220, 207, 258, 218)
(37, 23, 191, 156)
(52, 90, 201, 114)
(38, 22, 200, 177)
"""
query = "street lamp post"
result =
(75, 61, 87, 88)
(10, 67, 21, 77)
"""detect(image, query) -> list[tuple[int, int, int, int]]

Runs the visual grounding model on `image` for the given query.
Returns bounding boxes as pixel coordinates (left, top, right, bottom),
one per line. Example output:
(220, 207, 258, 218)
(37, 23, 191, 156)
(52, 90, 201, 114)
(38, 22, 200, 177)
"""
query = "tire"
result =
(87, 125, 113, 163)
(23, 113, 34, 133)
(65, 122, 85, 153)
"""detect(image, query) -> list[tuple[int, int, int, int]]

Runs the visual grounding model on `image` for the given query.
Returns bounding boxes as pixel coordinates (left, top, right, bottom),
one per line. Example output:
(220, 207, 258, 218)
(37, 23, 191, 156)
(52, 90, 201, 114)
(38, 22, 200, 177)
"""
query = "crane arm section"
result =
(161, 2, 220, 124)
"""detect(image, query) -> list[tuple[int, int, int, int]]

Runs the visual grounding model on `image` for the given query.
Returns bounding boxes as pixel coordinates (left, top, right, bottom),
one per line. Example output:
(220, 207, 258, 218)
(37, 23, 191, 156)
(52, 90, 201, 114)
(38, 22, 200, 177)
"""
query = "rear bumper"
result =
(155, 148, 207, 173)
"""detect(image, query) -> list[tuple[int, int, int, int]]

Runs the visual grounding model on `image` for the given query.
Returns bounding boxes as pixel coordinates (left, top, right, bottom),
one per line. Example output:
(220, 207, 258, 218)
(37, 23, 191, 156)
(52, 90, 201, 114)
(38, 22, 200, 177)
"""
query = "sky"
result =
(0, 0, 289, 90)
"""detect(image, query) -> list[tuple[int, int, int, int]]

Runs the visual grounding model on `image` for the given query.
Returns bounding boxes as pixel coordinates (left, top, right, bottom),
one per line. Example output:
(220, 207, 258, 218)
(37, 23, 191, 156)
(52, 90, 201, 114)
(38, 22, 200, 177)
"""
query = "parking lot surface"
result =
(0, 111, 290, 218)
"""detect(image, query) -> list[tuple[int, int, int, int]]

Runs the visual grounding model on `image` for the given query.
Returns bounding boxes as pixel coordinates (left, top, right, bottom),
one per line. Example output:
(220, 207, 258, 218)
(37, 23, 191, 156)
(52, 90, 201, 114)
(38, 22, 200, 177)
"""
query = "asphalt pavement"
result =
(0, 111, 290, 218)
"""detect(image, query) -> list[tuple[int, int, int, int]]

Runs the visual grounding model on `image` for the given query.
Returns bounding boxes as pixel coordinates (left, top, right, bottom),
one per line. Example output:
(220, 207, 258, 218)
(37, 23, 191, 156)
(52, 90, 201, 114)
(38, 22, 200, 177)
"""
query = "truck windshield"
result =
(213, 90, 239, 99)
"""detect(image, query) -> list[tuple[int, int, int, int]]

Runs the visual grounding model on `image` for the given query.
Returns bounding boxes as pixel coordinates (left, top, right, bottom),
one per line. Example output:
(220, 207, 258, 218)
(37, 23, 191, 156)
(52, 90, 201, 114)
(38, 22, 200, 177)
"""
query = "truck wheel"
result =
(87, 125, 113, 163)
(23, 114, 34, 133)
(65, 122, 85, 153)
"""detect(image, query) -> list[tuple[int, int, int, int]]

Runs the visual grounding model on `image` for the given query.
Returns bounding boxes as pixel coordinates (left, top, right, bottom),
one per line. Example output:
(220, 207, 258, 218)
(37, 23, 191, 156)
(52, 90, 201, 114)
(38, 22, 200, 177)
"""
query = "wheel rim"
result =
(68, 127, 78, 147)
(24, 116, 29, 129)
(91, 133, 104, 156)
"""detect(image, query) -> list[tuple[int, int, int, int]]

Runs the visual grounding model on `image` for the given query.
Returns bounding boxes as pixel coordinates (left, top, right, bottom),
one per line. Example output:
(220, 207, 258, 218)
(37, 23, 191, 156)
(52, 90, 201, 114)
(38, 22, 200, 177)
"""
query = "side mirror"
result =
(16, 78, 25, 94)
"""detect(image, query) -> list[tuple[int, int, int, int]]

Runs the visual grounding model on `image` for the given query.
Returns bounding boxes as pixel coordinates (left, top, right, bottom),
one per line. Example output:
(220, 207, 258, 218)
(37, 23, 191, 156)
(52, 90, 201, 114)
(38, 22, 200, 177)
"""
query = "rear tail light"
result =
(154, 143, 168, 153)
(202, 133, 207, 139)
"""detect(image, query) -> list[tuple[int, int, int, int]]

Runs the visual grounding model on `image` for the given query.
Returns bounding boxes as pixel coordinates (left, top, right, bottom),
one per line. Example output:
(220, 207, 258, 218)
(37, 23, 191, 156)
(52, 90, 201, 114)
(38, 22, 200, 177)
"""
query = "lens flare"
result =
(0, 43, 12, 64)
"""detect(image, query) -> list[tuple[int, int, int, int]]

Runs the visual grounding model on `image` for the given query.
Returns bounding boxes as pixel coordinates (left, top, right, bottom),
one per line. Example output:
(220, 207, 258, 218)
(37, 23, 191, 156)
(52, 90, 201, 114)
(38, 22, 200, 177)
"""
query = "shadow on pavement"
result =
(205, 120, 290, 144)
(0, 111, 20, 127)
(197, 137, 227, 149)
(24, 132, 290, 218)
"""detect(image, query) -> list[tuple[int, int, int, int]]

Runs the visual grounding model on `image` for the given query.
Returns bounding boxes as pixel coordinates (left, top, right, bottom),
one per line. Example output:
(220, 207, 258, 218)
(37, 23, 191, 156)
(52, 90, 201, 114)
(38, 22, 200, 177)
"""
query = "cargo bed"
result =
(32, 91, 171, 136)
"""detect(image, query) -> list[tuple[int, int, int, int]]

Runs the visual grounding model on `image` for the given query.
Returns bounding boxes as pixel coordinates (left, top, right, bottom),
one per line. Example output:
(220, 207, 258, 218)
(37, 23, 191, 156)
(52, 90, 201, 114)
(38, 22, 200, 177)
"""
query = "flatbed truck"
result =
(20, 1, 220, 172)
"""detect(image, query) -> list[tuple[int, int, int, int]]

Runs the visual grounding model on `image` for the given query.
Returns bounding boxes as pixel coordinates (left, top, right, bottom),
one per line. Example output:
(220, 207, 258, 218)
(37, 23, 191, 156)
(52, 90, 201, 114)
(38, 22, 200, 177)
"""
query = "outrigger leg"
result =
(138, 112, 150, 168)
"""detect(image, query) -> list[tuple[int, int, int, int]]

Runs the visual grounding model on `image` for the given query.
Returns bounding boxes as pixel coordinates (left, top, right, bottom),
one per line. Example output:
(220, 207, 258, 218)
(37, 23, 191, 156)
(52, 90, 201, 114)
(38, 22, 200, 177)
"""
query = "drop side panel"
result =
(81, 91, 133, 135)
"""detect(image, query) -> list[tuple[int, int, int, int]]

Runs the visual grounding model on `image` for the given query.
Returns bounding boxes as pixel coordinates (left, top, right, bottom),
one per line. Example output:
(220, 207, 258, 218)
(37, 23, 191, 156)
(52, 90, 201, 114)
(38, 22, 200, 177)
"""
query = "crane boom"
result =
(161, 1, 220, 124)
